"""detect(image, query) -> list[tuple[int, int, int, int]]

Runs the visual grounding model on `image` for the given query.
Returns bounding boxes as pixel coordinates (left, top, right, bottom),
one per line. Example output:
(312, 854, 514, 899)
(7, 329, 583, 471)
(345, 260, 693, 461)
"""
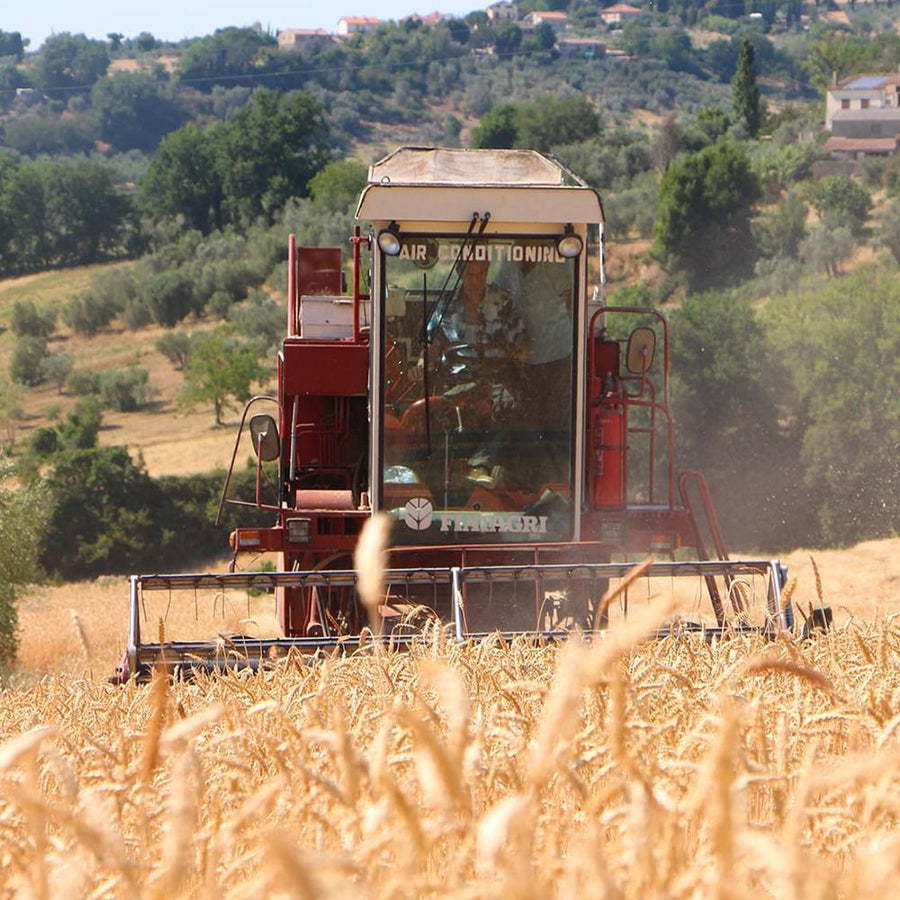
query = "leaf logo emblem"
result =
(404, 497, 433, 531)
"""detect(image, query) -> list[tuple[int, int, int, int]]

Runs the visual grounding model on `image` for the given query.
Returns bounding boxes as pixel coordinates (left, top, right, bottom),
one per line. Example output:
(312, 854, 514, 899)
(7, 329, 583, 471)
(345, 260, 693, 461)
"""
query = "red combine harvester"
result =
(118, 147, 805, 680)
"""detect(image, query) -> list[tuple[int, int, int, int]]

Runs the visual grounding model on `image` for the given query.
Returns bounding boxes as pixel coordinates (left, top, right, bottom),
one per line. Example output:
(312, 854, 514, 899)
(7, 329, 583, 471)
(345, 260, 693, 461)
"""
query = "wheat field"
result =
(3, 589, 900, 896)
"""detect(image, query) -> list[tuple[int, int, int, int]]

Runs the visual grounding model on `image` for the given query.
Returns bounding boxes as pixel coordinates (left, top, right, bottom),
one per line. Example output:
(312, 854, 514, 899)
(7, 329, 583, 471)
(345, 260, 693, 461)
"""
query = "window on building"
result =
(842, 99, 850, 109)
(862, 98, 870, 109)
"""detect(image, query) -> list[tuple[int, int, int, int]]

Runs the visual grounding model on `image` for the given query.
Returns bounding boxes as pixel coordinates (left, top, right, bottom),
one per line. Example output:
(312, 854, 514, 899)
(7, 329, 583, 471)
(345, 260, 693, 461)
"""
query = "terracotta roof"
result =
(825, 136, 899, 153)
(531, 10, 567, 18)
(338, 16, 381, 24)
(603, 3, 643, 12)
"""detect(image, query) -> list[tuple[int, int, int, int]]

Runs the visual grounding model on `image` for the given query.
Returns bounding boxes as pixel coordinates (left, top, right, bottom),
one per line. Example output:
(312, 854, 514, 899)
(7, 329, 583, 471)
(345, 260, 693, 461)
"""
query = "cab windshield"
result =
(381, 235, 576, 544)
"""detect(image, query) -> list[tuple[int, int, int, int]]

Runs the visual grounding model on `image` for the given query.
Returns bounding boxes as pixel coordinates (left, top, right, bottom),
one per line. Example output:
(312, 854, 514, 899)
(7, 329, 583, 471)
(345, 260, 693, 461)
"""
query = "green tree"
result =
(140, 124, 224, 233)
(217, 89, 331, 226)
(177, 27, 274, 85)
(765, 270, 900, 543)
(142, 269, 198, 327)
(10, 336, 48, 386)
(155, 331, 193, 370)
(90, 70, 188, 152)
(516, 94, 601, 152)
(0, 377, 23, 448)
(11, 299, 55, 338)
(0, 30, 25, 61)
(650, 29, 698, 74)
(40, 352, 74, 394)
(31, 32, 110, 89)
(470, 104, 520, 149)
(141, 90, 330, 233)
(531, 22, 557, 52)
(0, 464, 45, 666)
(803, 36, 862, 92)
(878, 198, 900, 263)
(808, 175, 871, 235)
(800, 224, 853, 278)
(493, 23, 523, 56)
(99, 365, 151, 412)
(671, 291, 791, 548)
(732, 37, 762, 138)
(0, 157, 135, 274)
(40, 447, 163, 579)
(178, 329, 266, 425)
(757, 191, 807, 260)
(308, 159, 368, 213)
(56, 397, 102, 450)
(653, 141, 761, 288)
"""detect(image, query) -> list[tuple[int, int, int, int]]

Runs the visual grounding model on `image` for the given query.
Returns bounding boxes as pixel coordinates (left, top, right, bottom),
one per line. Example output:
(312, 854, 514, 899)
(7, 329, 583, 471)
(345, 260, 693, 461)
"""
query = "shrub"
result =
(40, 446, 163, 579)
(229, 295, 283, 349)
(99, 365, 151, 412)
(0, 464, 44, 666)
(808, 175, 871, 236)
(11, 299, 55, 338)
(57, 397, 102, 450)
(142, 269, 198, 327)
(67, 369, 102, 396)
(155, 330, 192, 369)
(207, 290, 235, 318)
(30, 426, 59, 457)
(121, 298, 153, 330)
(61, 292, 120, 335)
(10, 336, 49, 386)
(40, 352, 74, 393)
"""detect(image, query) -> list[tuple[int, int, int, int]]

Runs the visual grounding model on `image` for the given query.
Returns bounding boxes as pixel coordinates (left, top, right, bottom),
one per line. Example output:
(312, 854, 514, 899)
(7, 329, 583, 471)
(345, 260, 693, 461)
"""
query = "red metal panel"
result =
(590, 401, 626, 509)
(298, 247, 343, 295)
(282, 341, 368, 396)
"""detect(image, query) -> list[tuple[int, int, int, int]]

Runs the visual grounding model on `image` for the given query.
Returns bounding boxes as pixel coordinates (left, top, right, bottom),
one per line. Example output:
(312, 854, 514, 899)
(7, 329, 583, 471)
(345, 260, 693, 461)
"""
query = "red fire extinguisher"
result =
(589, 337, 626, 510)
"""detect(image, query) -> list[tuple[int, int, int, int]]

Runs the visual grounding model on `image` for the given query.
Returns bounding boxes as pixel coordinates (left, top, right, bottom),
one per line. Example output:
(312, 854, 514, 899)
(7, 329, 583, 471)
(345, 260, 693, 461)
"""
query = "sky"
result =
(6, 1, 492, 50)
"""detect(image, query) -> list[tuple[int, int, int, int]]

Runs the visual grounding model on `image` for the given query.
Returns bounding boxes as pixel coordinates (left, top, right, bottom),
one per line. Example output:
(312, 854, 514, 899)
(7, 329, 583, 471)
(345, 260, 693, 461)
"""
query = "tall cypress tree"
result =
(733, 38, 763, 138)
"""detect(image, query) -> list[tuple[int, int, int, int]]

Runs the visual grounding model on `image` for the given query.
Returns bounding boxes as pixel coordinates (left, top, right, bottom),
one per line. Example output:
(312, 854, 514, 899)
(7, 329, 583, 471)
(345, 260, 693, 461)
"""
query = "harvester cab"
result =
(118, 148, 807, 681)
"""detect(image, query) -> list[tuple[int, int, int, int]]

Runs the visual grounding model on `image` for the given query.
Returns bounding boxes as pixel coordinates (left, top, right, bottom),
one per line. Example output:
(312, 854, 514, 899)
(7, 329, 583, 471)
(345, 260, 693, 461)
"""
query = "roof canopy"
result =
(357, 147, 604, 226)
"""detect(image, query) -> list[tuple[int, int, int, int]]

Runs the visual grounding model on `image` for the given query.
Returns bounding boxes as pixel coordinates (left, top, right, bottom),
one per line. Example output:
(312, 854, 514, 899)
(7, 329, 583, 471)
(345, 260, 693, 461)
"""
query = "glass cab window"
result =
(381, 235, 577, 544)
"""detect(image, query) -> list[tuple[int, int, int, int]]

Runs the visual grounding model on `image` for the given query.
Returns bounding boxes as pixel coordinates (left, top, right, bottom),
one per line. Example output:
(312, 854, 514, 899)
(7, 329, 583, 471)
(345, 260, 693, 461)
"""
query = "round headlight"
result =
(557, 232, 583, 259)
(377, 228, 402, 256)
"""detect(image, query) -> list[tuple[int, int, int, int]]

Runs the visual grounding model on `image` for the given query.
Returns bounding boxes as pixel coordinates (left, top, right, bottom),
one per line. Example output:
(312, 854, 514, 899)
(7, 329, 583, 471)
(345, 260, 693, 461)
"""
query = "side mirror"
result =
(249, 414, 280, 462)
(626, 327, 656, 375)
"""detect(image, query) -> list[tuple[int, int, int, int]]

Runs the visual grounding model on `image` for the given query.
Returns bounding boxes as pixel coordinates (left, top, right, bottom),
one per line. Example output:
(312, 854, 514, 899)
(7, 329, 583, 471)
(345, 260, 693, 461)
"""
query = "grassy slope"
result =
(0, 264, 275, 477)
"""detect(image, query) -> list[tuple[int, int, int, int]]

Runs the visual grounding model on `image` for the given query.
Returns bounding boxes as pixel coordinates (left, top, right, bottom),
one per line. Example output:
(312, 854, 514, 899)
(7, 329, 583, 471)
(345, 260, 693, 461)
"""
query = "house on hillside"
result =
(486, 1, 519, 23)
(336, 16, 381, 36)
(277, 28, 335, 51)
(825, 74, 900, 158)
(557, 37, 606, 58)
(405, 11, 449, 26)
(524, 10, 568, 32)
(600, 3, 644, 26)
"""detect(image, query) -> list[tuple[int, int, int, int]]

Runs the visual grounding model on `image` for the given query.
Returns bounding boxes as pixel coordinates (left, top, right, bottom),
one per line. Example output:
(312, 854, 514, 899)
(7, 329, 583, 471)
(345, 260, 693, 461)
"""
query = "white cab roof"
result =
(356, 146, 604, 227)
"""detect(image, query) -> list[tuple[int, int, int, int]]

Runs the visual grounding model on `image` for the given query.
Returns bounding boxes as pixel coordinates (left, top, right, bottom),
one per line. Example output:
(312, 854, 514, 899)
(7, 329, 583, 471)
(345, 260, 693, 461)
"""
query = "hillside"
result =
(0, 265, 273, 477)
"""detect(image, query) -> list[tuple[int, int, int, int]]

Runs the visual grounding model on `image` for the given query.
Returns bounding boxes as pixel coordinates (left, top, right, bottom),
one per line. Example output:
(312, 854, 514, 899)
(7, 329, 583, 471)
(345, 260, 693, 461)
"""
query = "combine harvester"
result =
(116, 147, 820, 681)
